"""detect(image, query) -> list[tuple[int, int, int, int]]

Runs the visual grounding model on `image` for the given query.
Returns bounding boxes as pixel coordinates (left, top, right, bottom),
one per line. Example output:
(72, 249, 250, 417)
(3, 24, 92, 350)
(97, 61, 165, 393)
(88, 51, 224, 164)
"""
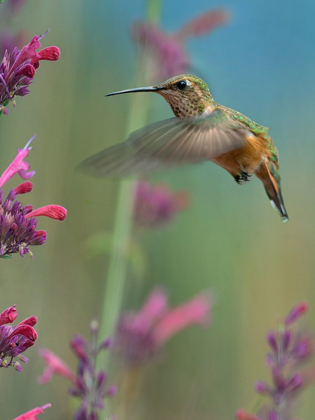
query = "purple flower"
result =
(0, 305, 38, 371)
(38, 321, 116, 420)
(0, 30, 27, 60)
(0, 31, 60, 115)
(115, 288, 211, 365)
(133, 181, 190, 228)
(132, 9, 230, 80)
(0, 137, 67, 258)
(235, 302, 314, 420)
(6, 0, 28, 15)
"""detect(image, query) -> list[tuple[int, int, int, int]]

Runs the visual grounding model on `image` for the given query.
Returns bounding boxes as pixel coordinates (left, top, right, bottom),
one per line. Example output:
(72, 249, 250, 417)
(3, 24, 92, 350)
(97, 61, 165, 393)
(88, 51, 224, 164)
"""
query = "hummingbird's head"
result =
(153, 75, 215, 118)
(106, 74, 215, 118)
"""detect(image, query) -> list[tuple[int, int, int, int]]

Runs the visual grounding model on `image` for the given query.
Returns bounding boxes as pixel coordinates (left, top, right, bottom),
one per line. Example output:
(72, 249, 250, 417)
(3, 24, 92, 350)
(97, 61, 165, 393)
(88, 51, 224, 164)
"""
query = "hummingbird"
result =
(80, 74, 288, 222)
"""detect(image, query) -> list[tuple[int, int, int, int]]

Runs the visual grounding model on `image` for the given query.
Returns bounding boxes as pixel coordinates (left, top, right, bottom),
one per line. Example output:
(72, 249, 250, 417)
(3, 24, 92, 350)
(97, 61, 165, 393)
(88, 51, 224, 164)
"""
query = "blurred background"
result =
(1, 0, 315, 418)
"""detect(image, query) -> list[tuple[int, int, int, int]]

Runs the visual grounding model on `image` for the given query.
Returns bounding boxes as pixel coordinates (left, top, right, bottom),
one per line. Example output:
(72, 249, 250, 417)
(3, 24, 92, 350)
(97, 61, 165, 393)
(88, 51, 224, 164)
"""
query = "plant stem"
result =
(98, 0, 161, 368)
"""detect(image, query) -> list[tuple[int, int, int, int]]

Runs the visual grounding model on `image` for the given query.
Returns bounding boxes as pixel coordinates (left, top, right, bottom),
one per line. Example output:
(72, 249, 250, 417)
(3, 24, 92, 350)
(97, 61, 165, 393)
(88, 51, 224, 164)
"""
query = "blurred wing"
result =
(79, 109, 248, 177)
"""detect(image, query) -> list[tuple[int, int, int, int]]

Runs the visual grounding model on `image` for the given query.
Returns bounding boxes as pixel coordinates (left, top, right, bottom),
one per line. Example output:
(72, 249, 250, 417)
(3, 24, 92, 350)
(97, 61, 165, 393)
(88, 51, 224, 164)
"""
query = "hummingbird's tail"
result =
(255, 161, 289, 223)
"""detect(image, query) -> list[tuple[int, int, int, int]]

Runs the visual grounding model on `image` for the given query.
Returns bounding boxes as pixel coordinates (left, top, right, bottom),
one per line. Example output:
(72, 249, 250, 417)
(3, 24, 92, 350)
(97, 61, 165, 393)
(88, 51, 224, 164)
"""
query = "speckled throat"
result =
(159, 89, 216, 119)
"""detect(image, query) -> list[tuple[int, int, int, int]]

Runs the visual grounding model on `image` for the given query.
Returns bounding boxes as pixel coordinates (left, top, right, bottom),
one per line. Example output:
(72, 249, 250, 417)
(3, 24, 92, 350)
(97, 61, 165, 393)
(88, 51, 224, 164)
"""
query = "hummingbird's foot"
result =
(234, 170, 251, 184)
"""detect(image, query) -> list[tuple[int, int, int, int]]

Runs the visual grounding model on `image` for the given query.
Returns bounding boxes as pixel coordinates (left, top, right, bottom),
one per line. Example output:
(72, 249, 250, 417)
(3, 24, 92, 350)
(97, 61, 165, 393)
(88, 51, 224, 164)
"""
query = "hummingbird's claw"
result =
(234, 170, 251, 184)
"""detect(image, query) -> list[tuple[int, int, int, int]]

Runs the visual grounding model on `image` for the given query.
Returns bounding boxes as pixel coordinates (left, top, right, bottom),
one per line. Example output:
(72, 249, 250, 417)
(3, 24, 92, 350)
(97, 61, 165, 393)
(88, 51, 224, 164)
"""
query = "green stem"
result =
(98, 178, 135, 344)
(98, 0, 161, 368)
(146, 0, 161, 23)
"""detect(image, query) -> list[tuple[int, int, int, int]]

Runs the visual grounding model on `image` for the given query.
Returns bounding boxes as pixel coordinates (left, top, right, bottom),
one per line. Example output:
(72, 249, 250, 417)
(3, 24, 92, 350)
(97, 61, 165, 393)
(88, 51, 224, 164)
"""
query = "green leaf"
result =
(0, 255, 12, 260)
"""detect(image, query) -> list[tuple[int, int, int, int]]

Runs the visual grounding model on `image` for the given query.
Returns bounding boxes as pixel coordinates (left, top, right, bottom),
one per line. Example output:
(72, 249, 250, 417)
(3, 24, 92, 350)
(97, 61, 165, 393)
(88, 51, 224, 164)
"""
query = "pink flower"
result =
(0, 305, 38, 371)
(0, 31, 60, 113)
(0, 137, 35, 188)
(115, 288, 211, 364)
(14, 181, 33, 194)
(7, 323, 37, 341)
(132, 9, 230, 80)
(285, 302, 308, 326)
(0, 138, 67, 258)
(14, 403, 51, 420)
(152, 293, 210, 345)
(5, 32, 60, 80)
(38, 349, 76, 384)
(134, 181, 190, 228)
(0, 304, 18, 325)
(25, 205, 67, 221)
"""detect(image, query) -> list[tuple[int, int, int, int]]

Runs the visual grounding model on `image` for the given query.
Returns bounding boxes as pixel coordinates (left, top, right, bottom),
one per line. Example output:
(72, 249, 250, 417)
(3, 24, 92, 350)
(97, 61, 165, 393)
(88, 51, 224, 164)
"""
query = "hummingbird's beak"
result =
(106, 86, 163, 97)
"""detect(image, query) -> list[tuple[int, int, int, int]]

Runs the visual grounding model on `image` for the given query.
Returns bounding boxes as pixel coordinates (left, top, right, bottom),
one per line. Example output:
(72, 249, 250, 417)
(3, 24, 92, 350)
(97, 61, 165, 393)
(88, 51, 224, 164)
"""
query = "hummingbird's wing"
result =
(79, 109, 248, 177)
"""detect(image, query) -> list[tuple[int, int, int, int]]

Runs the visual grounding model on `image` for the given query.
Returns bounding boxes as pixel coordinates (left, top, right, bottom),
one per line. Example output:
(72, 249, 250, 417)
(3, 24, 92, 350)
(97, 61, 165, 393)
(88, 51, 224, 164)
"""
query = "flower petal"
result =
(0, 305, 18, 325)
(13, 403, 51, 420)
(0, 137, 35, 188)
(153, 292, 211, 345)
(25, 205, 67, 221)
(38, 349, 76, 384)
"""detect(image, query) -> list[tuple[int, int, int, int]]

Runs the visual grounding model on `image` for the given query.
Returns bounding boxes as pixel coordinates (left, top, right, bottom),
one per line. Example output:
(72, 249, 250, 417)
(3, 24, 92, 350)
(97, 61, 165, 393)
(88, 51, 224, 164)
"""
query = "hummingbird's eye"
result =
(175, 80, 187, 90)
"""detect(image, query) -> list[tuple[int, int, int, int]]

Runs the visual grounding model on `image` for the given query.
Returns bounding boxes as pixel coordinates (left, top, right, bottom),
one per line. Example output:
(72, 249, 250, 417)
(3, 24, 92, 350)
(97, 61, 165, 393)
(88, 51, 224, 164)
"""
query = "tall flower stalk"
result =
(38, 321, 116, 419)
(98, 0, 161, 365)
(235, 302, 314, 420)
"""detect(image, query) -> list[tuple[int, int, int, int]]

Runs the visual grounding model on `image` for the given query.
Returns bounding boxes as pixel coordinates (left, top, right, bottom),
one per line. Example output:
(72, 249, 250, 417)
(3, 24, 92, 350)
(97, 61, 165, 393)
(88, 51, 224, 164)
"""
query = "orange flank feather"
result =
(211, 134, 288, 222)
(211, 134, 266, 177)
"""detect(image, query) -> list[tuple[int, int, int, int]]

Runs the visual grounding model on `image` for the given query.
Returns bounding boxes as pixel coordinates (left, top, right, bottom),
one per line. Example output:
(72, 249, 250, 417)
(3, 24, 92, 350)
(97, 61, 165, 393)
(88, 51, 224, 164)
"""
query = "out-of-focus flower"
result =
(0, 304, 38, 371)
(7, 0, 28, 15)
(115, 288, 211, 365)
(132, 9, 230, 80)
(0, 31, 60, 115)
(235, 302, 315, 420)
(14, 403, 51, 420)
(0, 137, 67, 258)
(133, 181, 190, 228)
(0, 30, 27, 60)
(235, 410, 259, 420)
(38, 349, 76, 385)
(38, 321, 116, 420)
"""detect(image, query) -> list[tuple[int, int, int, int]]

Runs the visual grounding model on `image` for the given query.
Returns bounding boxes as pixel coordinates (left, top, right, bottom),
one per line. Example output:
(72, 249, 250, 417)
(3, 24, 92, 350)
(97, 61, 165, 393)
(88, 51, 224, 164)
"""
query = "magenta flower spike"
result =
(14, 404, 51, 420)
(235, 302, 315, 420)
(0, 138, 67, 258)
(38, 321, 116, 419)
(0, 31, 60, 115)
(0, 305, 38, 371)
(133, 181, 190, 228)
(132, 9, 229, 80)
(115, 288, 211, 365)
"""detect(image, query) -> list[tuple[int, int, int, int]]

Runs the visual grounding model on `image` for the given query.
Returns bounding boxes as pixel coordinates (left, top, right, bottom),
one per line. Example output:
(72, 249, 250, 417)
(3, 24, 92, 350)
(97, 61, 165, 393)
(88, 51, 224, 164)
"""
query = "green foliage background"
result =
(1, 0, 315, 418)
